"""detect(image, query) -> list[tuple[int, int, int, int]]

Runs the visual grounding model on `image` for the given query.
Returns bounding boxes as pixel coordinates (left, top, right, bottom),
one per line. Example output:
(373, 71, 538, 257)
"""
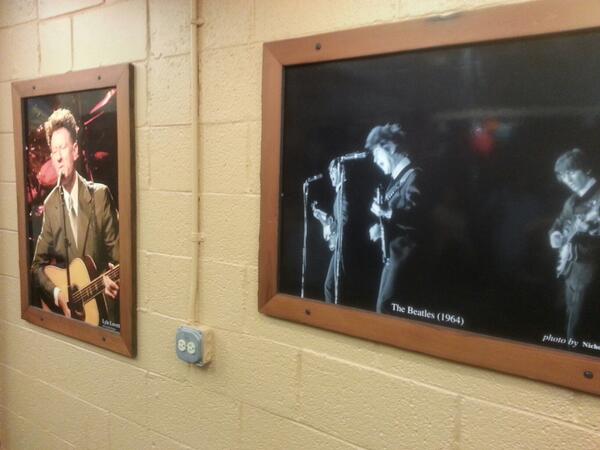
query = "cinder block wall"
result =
(1, 0, 599, 449)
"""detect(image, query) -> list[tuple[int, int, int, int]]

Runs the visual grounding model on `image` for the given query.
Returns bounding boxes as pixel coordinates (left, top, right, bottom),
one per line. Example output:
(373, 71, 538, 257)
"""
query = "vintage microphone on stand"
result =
(57, 171, 74, 315)
(301, 173, 323, 298)
(339, 151, 368, 162)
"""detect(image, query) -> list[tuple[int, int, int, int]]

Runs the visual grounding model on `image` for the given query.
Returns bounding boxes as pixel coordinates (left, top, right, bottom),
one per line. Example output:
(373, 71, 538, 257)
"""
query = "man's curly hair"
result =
(44, 108, 79, 147)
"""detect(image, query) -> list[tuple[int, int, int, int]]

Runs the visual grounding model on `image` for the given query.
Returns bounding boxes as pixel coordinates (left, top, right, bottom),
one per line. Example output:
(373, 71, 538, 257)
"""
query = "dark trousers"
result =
(376, 239, 416, 314)
(564, 260, 597, 340)
(324, 253, 344, 304)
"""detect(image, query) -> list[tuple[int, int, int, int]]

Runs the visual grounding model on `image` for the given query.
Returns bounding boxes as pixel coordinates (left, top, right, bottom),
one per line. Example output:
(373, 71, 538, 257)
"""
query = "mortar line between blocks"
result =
(0, 19, 38, 31)
(458, 392, 593, 431)
(0, 404, 77, 449)
(39, 2, 107, 22)
(144, 250, 192, 260)
(239, 400, 368, 450)
(0, 363, 111, 414)
(107, 411, 195, 450)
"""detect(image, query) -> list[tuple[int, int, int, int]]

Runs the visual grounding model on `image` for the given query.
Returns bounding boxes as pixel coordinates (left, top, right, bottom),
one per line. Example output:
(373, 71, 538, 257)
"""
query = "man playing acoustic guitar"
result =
(31, 108, 120, 329)
(550, 148, 600, 341)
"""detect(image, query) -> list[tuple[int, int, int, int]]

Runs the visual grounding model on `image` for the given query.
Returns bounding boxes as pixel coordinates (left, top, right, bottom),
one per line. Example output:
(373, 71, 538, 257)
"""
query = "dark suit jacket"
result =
(383, 164, 422, 257)
(31, 173, 119, 303)
(376, 163, 423, 312)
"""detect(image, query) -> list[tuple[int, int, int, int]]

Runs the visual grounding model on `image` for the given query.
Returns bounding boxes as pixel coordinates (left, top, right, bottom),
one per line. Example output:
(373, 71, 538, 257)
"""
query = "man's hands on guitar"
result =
(551, 212, 600, 249)
(312, 203, 333, 240)
(370, 199, 392, 219)
(103, 262, 119, 299)
(56, 290, 83, 319)
(57, 290, 71, 318)
(311, 204, 328, 222)
(550, 231, 564, 249)
(369, 224, 382, 242)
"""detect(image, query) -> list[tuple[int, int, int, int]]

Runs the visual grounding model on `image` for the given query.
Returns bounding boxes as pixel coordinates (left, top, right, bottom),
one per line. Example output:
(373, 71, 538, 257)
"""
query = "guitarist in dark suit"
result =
(550, 148, 600, 341)
(31, 108, 120, 325)
(366, 123, 424, 314)
(312, 159, 349, 303)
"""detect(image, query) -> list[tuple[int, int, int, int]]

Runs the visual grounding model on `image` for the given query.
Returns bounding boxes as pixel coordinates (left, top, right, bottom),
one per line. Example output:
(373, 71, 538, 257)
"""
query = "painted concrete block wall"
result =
(0, 0, 599, 449)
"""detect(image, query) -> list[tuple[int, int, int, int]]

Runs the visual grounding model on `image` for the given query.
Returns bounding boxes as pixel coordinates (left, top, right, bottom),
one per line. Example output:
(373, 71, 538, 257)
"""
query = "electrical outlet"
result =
(175, 326, 213, 366)
(186, 341, 196, 354)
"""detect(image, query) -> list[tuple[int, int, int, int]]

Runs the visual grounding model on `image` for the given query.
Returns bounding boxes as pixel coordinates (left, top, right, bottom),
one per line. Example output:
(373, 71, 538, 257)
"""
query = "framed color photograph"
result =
(259, 0, 600, 393)
(12, 64, 135, 357)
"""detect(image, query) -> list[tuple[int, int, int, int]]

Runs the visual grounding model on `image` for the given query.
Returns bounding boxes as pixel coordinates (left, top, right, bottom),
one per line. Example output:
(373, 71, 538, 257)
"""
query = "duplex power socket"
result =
(175, 325, 213, 367)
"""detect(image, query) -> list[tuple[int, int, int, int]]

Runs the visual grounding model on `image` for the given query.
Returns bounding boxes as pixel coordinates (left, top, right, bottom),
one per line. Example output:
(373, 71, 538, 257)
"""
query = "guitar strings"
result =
(74, 266, 120, 303)
(71, 266, 120, 305)
(71, 267, 120, 305)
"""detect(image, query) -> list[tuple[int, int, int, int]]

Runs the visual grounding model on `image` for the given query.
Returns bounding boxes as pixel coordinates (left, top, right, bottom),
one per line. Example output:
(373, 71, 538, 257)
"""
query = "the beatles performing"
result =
(299, 124, 600, 345)
(302, 123, 424, 314)
(276, 27, 600, 358)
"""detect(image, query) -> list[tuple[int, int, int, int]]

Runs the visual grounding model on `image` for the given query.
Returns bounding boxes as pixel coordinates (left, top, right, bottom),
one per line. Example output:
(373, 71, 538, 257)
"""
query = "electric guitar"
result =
(42, 256, 120, 325)
(311, 201, 336, 251)
(556, 202, 600, 278)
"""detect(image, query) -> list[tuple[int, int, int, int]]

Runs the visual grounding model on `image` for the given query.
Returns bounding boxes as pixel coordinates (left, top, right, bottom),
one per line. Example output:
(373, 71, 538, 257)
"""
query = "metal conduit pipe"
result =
(189, 0, 203, 323)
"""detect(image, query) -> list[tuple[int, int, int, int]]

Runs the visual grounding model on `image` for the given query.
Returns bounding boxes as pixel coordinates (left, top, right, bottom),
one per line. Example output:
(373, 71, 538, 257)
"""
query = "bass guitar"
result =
(42, 256, 120, 325)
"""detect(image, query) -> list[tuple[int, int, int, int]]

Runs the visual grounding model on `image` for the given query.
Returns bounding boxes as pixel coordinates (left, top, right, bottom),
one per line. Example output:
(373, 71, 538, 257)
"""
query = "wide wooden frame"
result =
(12, 64, 136, 357)
(259, 0, 600, 394)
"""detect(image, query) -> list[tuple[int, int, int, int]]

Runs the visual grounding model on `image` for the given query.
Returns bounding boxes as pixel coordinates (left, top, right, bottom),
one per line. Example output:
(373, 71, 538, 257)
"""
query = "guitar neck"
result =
(72, 265, 120, 305)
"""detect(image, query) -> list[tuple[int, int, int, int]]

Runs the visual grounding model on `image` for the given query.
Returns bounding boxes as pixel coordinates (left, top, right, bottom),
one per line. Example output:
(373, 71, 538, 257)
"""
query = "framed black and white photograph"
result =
(12, 64, 135, 357)
(259, 0, 600, 394)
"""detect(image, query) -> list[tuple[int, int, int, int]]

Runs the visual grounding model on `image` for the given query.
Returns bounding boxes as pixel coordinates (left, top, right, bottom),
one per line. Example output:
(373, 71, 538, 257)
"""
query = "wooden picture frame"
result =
(12, 64, 135, 357)
(259, 0, 600, 394)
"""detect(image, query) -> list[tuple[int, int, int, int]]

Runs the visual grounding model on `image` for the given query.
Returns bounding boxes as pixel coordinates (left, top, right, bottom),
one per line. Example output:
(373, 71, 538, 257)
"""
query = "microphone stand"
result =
(58, 177, 73, 314)
(333, 162, 346, 305)
(301, 181, 309, 298)
(301, 173, 325, 298)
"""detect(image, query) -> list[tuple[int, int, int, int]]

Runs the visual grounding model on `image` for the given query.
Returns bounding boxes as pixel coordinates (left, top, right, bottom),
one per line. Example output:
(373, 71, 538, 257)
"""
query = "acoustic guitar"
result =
(42, 256, 120, 325)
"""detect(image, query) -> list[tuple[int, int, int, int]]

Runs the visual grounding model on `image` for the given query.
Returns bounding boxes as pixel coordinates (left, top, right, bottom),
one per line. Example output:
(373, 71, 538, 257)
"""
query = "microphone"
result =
(57, 171, 63, 187)
(304, 173, 323, 184)
(339, 151, 368, 162)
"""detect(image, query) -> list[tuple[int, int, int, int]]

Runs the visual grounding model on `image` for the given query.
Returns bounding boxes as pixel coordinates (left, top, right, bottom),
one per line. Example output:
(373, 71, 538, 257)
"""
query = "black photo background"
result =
(278, 29, 600, 356)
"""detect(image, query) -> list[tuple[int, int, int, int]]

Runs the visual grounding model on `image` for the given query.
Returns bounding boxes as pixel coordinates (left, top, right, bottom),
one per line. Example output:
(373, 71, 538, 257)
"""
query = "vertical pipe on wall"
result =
(190, 0, 202, 323)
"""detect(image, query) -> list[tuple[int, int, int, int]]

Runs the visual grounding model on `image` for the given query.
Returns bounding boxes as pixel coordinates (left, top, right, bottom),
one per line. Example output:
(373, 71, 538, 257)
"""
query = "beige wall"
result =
(1, 0, 600, 448)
